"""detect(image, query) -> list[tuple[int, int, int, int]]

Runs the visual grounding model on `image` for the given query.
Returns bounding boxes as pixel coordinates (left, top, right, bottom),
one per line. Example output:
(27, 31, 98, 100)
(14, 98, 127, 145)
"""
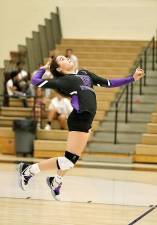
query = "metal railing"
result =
(114, 36, 156, 144)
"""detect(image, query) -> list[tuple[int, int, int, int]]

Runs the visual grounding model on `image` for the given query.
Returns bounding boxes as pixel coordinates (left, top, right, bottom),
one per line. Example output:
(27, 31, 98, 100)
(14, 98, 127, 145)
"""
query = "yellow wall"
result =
(0, 0, 157, 67)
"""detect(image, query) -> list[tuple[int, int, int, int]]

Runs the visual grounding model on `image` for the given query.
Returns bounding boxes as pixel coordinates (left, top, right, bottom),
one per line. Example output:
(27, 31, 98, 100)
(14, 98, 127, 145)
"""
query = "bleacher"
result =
(2, 9, 157, 165)
(0, 37, 147, 160)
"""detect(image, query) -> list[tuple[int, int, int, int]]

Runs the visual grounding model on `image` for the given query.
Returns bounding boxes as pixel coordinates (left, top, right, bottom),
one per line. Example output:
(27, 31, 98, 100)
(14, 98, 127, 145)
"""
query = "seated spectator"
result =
(16, 61, 29, 80)
(6, 70, 29, 107)
(44, 93, 72, 130)
(16, 61, 34, 97)
(65, 48, 79, 72)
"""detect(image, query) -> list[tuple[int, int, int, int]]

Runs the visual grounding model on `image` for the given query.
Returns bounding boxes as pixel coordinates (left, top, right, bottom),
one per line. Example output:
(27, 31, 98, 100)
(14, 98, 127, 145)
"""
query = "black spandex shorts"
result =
(67, 110, 95, 133)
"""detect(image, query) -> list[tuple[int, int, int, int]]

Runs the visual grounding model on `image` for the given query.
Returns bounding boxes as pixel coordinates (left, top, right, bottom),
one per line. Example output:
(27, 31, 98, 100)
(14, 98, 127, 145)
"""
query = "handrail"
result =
(114, 35, 156, 144)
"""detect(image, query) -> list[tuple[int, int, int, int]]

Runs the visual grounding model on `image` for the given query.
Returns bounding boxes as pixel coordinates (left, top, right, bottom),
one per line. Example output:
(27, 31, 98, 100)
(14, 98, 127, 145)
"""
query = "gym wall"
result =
(0, 0, 157, 67)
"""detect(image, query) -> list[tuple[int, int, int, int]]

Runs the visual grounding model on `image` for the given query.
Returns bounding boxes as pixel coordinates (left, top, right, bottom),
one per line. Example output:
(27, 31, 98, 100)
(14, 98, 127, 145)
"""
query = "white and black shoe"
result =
(18, 163, 33, 191)
(46, 177, 62, 200)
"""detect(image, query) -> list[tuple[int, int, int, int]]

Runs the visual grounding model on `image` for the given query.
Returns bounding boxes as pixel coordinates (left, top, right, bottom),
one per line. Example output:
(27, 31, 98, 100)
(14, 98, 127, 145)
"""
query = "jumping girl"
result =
(19, 56, 144, 199)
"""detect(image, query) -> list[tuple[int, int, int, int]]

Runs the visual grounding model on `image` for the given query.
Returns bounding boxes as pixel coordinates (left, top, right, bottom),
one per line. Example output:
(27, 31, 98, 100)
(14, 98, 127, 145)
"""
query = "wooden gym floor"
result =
(0, 163, 157, 225)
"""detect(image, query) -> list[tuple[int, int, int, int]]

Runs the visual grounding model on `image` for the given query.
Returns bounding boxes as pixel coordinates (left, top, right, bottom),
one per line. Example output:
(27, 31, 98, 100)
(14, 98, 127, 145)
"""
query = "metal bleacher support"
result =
(26, 37, 37, 73)
(18, 45, 29, 72)
(51, 9, 62, 45)
(38, 24, 49, 61)
(0, 68, 4, 96)
(56, 7, 62, 42)
(32, 31, 43, 66)
(45, 18, 55, 52)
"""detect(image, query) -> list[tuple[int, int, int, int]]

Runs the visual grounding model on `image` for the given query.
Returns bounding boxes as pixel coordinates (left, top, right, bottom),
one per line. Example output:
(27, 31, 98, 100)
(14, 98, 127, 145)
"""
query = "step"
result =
(82, 153, 133, 164)
(0, 107, 33, 117)
(58, 46, 142, 53)
(134, 154, 157, 163)
(109, 102, 156, 113)
(135, 144, 157, 155)
(0, 127, 68, 141)
(9, 98, 34, 107)
(105, 112, 151, 123)
(87, 143, 135, 154)
(119, 93, 157, 104)
(92, 132, 142, 144)
(96, 101, 111, 110)
(37, 129, 68, 140)
(61, 39, 147, 46)
(151, 113, 157, 123)
(141, 133, 157, 145)
(0, 116, 26, 126)
(147, 123, 157, 134)
(77, 54, 137, 60)
(79, 60, 132, 68)
(98, 122, 147, 133)
(0, 127, 14, 138)
(84, 67, 129, 76)
(94, 86, 119, 93)
(34, 140, 66, 151)
(132, 85, 157, 95)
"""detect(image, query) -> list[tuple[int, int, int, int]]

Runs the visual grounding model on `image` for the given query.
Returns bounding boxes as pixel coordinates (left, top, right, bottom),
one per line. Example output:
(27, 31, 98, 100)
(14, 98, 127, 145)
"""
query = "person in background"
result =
(16, 62, 28, 79)
(6, 70, 28, 107)
(44, 93, 73, 130)
(65, 48, 79, 72)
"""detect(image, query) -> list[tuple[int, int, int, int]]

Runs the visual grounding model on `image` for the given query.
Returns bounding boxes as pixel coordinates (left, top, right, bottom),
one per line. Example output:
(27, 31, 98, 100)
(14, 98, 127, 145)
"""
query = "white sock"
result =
(27, 163, 40, 175)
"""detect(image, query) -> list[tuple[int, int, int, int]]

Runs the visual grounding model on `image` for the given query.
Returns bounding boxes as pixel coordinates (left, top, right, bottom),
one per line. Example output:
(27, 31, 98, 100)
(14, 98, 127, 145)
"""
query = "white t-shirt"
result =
(18, 69, 28, 80)
(70, 54, 79, 70)
(48, 97, 73, 118)
(6, 79, 14, 96)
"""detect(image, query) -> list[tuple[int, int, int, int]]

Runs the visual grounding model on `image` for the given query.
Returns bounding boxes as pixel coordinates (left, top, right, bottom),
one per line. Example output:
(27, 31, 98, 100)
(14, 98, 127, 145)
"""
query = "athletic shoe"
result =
(44, 124, 51, 131)
(46, 176, 62, 200)
(18, 162, 33, 191)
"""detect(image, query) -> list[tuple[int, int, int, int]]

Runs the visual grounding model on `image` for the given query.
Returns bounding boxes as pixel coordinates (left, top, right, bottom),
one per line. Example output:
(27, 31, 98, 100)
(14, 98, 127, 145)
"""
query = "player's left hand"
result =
(41, 57, 53, 70)
(133, 68, 144, 81)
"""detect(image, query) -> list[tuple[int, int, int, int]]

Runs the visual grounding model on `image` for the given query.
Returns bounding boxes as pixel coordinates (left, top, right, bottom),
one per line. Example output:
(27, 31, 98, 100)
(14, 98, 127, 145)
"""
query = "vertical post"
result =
(33, 96, 36, 120)
(125, 85, 129, 123)
(139, 58, 143, 95)
(130, 82, 133, 113)
(156, 30, 157, 63)
(144, 50, 147, 86)
(152, 37, 155, 71)
(40, 103, 45, 129)
(56, 7, 62, 43)
(114, 102, 118, 144)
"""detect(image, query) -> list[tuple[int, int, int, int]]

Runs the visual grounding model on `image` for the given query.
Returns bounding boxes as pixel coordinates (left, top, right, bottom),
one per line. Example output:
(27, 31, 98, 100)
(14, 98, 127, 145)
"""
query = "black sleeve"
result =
(83, 70, 110, 87)
(37, 78, 61, 89)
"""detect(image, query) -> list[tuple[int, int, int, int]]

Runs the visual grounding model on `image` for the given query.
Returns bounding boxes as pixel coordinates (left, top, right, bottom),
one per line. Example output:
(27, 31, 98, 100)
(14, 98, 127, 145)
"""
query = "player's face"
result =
(56, 55, 74, 72)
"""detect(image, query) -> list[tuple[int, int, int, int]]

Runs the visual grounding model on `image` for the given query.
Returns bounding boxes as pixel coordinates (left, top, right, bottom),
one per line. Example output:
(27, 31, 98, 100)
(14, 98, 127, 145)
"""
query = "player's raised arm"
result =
(87, 68, 144, 88)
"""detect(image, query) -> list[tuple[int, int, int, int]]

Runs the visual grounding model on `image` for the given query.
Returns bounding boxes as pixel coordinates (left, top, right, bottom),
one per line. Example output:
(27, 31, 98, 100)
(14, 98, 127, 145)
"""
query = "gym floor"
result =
(0, 162, 157, 225)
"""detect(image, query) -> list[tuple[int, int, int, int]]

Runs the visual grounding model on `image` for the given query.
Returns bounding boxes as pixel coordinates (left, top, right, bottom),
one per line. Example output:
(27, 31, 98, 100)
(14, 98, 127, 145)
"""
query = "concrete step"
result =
(105, 111, 151, 123)
(109, 102, 156, 113)
(119, 93, 157, 104)
(132, 85, 157, 95)
(87, 143, 135, 154)
(82, 154, 133, 164)
(92, 132, 142, 144)
(98, 122, 147, 133)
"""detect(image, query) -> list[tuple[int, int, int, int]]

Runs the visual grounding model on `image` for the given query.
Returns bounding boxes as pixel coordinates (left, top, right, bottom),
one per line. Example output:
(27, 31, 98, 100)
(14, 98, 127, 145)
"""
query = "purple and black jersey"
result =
(32, 68, 134, 115)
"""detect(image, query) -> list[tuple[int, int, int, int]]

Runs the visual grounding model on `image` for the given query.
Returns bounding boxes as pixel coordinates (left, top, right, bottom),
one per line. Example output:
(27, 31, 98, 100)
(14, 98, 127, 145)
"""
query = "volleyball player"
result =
(18, 56, 144, 200)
